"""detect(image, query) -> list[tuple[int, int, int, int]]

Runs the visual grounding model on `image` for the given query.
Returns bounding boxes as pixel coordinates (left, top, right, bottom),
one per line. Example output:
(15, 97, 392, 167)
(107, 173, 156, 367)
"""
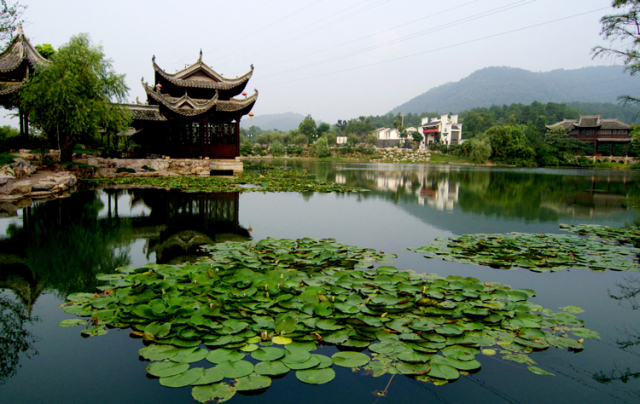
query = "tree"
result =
(316, 136, 330, 157)
(0, 1, 24, 46)
(299, 114, 317, 141)
(35, 43, 55, 59)
(365, 133, 378, 146)
(469, 138, 492, 164)
(321, 131, 337, 146)
(292, 133, 308, 147)
(316, 122, 330, 138)
(410, 130, 423, 143)
(20, 34, 130, 161)
(593, 1, 640, 105)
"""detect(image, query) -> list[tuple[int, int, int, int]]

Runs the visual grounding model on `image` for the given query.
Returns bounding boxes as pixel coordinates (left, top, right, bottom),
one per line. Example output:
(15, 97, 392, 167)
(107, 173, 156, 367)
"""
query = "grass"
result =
(0, 153, 17, 166)
(593, 161, 632, 170)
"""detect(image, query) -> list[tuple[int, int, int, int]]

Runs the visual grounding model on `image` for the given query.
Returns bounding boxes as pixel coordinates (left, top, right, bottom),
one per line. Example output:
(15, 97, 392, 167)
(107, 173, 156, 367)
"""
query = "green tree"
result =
(316, 122, 330, 138)
(469, 138, 492, 164)
(409, 130, 423, 143)
(316, 136, 330, 157)
(365, 132, 378, 146)
(299, 114, 317, 141)
(292, 133, 308, 146)
(269, 140, 284, 156)
(246, 125, 263, 139)
(321, 131, 337, 146)
(35, 43, 55, 59)
(593, 1, 640, 105)
(0, 1, 24, 45)
(20, 34, 130, 161)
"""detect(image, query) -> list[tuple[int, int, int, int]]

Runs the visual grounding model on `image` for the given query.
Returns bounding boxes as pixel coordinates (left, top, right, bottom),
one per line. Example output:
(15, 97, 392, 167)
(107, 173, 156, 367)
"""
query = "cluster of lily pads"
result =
(60, 238, 597, 403)
(560, 223, 640, 248)
(410, 225, 640, 272)
(84, 168, 366, 194)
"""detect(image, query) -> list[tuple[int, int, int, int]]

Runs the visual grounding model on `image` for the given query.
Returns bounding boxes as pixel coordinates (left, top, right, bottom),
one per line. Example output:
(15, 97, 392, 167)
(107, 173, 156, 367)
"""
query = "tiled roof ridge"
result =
(216, 90, 258, 112)
(152, 56, 253, 91)
(143, 81, 219, 117)
(0, 23, 49, 73)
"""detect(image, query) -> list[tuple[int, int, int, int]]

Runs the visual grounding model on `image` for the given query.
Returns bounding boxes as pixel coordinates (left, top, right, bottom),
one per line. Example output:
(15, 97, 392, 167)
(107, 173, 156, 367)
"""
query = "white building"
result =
(337, 135, 348, 144)
(375, 127, 402, 140)
(419, 114, 463, 146)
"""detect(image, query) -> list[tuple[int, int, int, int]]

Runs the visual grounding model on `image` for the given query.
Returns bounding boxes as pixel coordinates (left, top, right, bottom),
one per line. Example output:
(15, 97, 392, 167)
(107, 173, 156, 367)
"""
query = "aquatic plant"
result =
(60, 238, 596, 402)
(83, 169, 366, 194)
(410, 225, 640, 272)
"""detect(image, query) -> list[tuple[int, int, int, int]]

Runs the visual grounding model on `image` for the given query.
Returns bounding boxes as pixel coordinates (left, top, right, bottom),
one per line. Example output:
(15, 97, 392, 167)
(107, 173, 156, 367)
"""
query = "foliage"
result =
(410, 224, 640, 272)
(85, 167, 366, 193)
(35, 43, 55, 59)
(269, 140, 284, 156)
(298, 115, 317, 141)
(116, 167, 136, 174)
(593, 0, 640, 105)
(316, 122, 331, 138)
(240, 137, 253, 156)
(468, 138, 491, 164)
(292, 133, 308, 147)
(0, 152, 16, 165)
(19, 34, 131, 162)
(321, 132, 337, 146)
(410, 130, 423, 143)
(0, 0, 24, 45)
(60, 237, 594, 399)
(365, 133, 378, 146)
(316, 137, 330, 157)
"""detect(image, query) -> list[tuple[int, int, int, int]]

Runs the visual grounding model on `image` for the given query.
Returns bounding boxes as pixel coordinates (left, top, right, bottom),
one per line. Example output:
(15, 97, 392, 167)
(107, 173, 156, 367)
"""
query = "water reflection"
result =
(295, 161, 639, 220)
(0, 190, 250, 306)
(0, 294, 38, 385)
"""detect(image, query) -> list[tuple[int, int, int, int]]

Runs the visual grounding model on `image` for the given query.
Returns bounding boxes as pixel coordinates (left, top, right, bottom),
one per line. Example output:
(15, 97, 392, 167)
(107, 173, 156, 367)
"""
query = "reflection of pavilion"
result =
(106, 190, 251, 264)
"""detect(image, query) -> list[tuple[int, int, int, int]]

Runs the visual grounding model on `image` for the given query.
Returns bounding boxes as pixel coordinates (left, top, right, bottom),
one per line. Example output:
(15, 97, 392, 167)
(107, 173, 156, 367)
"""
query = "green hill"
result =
(390, 66, 640, 115)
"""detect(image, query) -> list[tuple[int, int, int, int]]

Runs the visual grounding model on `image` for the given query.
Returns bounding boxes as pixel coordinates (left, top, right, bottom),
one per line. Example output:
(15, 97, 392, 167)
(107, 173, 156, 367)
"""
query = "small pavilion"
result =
(546, 115, 632, 156)
(0, 24, 49, 139)
(127, 53, 258, 159)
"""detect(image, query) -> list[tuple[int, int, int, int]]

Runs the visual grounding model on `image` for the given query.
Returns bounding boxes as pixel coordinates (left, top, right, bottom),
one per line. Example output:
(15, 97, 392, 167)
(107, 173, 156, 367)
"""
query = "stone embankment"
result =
(74, 156, 243, 178)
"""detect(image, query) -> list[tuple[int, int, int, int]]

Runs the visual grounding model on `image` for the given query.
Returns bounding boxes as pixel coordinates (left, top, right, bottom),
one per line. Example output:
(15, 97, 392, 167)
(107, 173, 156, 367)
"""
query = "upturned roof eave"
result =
(152, 58, 254, 91)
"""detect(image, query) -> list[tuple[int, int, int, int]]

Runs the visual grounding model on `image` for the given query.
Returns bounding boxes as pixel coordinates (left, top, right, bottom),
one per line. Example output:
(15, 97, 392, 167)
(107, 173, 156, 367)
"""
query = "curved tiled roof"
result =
(216, 90, 258, 112)
(547, 116, 630, 131)
(143, 81, 219, 117)
(125, 104, 167, 121)
(0, 24, 49, 73)
(153, 56, 253, 91)
(0, 81, 22, 95)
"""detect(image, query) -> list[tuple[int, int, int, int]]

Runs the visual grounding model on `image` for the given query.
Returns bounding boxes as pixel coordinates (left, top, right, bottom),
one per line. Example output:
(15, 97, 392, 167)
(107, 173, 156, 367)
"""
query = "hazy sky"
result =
(4, 0, 624, 126)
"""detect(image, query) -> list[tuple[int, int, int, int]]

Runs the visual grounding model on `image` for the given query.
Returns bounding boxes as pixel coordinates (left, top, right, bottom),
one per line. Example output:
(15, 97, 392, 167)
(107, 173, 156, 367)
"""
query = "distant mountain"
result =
(390, 66, 640, 115)
(240, 112, 305, 132)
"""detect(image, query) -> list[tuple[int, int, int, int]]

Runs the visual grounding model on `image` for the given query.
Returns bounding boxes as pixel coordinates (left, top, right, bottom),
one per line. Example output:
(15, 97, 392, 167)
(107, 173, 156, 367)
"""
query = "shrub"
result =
(270, 140, 285, 156)
(316, 137, 331, 157)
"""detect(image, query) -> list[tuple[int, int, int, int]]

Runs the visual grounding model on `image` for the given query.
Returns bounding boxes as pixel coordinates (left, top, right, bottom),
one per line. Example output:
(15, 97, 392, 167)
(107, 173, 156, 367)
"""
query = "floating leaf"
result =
(139, 345, 179, 361)
(296, 368, 336, 385)
(206, 349, 245, 364)
(159, 368, 204, 388)
(235, 374, 272, 391)
(527, 366, 555, 376)
(254, 361, 290, 376)
(147, 361, 190, 378)
(58, 319, 86, 327)
(332, 351, 370, 368)
(216, 360, 254, 379)
(192, 383, 236, 403)
(251, 347, 286, 362)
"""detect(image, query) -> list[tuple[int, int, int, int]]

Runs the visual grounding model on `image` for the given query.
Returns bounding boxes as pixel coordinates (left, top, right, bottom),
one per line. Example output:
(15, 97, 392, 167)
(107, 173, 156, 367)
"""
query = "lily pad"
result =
(254, 361, 290, 376)
(332, 351, 370, 368)
(146, 361, 190, 378)
(251, 347, 286, 362)
(235, 374, 272, 391)
(159, 367, 205, 388)
(206, 349, 245, 364)
(296, 368, 336, 385)
(216, 360, 254, 379)
(192, 383, 236, 403)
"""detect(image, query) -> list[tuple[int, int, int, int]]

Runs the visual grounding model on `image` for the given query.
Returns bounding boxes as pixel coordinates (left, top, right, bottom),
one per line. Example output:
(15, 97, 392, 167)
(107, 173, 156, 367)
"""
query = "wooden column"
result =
(609, 143, 613, 157)
(235, 116, 240, 158)
(594, 140, 598, 156)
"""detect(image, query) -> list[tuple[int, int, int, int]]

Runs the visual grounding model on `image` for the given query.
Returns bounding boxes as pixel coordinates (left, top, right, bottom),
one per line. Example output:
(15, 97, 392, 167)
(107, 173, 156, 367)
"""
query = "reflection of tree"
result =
(594, 368, 640, 384)
(0, 295, 38, 385)
(0, 190, 132, 299)
(610, 275, 640, 311)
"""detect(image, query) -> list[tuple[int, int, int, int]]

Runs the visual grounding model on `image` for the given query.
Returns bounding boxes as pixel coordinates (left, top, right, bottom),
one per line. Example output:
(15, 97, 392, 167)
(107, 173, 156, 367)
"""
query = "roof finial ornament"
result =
(199, 49, 203, 61)
(250, 64, 254, 70)
(152, 55, 156, 62)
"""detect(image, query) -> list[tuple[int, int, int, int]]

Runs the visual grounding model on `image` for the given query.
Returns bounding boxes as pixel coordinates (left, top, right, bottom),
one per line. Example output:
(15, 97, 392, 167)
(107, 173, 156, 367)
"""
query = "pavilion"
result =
(126, 53, 258, 159)
(546, 115, 632, 156)
(0, 24, 49, 139)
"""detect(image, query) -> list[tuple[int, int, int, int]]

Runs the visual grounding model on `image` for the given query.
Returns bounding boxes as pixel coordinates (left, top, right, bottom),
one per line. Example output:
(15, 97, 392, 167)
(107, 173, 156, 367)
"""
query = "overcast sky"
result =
(4, 0, 624, 126)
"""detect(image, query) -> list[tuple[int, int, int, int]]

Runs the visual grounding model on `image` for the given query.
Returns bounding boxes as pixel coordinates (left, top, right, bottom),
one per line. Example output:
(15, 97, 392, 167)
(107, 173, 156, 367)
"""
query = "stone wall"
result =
(73, 157, 244, 178)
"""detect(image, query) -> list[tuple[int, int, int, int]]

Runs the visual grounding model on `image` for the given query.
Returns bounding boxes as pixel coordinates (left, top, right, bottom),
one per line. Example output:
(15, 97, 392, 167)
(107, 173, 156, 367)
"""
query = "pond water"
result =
(1, 161, 639, 404)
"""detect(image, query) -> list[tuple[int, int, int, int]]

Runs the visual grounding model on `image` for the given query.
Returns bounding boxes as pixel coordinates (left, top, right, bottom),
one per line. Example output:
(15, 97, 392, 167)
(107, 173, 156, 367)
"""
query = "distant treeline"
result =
(359, 101, 640, 139)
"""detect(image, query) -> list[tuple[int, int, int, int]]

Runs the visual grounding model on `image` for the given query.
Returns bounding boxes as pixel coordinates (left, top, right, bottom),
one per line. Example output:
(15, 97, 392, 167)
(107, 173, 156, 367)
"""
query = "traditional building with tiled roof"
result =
(0, 24, 50, 138)
(419, 114, 463, 146)
(126, 52, 258, 159)
(546, 115, 631, 156)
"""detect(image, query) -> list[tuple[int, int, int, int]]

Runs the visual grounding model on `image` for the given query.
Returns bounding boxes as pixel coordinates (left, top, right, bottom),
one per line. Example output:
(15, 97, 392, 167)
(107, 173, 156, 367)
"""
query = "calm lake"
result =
(1, 161, 639, 404)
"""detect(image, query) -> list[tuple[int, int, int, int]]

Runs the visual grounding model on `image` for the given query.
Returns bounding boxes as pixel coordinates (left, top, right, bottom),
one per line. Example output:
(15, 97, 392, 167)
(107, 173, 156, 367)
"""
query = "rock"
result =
(14, 180, 32, 194)
(0, 165, 15, 177)
(0, 175, 15, 186)
(87, 158, 99, 167)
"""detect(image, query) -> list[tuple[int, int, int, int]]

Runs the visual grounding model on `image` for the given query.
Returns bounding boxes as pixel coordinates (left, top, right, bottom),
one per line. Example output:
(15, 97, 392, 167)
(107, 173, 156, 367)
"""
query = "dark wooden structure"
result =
(0, 24, 49, 139)
(547, 115, 632, 156)
(127, 53, 258, 158)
